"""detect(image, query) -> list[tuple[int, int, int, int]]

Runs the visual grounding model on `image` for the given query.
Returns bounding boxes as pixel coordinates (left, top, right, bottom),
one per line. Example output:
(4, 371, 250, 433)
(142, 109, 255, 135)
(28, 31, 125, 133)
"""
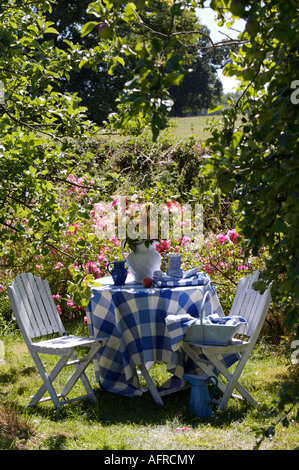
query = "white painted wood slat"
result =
(22, 272, 53, 336)
(15, 275, 42, 338)
(33, 275, 64, 335)
(43, 279, 65, 333)
(7, 283, 35, 341)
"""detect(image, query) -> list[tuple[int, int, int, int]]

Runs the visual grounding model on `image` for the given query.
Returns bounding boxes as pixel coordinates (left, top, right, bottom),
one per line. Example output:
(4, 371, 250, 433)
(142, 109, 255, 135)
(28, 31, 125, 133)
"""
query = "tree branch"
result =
(0, 219, 76, 260)
(0, 104, 63, 143)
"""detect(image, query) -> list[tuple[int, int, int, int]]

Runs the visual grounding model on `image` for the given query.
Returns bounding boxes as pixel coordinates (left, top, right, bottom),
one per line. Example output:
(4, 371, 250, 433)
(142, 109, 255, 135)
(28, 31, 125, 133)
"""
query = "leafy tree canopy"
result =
(0, 0, 100, 266)
(45, 0, 226, 123)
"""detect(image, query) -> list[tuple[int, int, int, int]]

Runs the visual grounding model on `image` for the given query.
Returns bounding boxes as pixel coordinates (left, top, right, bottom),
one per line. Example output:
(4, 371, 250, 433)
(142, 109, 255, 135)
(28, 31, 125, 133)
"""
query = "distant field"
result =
(99, 114, 224, 141)
(169, 115, 221, 139)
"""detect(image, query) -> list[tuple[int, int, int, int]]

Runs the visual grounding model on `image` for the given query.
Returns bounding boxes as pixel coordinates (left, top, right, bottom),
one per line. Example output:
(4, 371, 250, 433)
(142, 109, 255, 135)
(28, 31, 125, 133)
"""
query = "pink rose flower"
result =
(54, 262, 64, 269)
(227, 229, 240, 244)
(217, 233, 229, 245)
(56, 305, 62, 316)
(238, 265, 249, 271)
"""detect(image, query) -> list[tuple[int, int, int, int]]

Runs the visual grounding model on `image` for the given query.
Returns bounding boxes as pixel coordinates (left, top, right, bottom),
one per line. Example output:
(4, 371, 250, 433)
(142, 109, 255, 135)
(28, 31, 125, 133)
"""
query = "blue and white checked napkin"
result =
(165, 313, 247, 351)
(152, 272, 210, 288)
(204, 314, 247, 326)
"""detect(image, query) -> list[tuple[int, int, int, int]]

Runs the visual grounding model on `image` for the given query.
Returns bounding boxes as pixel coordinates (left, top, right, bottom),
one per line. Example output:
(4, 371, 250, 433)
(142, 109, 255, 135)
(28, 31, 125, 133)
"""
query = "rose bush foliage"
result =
(1, 187, 267, 325)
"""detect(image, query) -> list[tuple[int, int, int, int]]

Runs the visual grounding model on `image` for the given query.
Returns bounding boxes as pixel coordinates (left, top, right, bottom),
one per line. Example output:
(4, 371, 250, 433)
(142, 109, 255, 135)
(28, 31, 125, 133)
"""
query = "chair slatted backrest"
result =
(230, 275, 251, 318)
(7, 273, 65, 345)
(230, 271, 271, 339)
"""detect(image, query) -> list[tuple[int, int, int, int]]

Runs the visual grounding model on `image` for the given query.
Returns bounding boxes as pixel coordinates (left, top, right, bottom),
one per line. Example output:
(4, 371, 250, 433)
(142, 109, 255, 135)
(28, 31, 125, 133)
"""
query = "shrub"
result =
(75, 131, 235, 232)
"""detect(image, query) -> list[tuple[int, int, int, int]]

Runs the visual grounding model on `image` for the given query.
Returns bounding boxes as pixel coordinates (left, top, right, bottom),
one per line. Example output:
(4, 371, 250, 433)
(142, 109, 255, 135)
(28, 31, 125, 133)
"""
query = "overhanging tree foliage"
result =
(0, 0, 100, 265)
(45, 0, 225, 123)
(80, 0, 237, 137)
(203, 1, 299, 336)
(44, 0, 137, 124)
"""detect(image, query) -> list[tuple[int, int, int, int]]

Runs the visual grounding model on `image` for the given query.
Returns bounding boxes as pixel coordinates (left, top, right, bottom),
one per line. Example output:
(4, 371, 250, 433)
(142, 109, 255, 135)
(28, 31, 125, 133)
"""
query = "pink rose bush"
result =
(67, 174, 95, 198)
(0, 191, 266, 323)
(176, 228, 266, 314)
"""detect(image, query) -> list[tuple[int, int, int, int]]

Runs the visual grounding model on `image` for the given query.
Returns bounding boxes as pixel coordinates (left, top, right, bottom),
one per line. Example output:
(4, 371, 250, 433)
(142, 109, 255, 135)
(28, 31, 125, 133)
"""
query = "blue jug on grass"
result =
(107, 260, 127, 285)
(184, 375, 218, 418)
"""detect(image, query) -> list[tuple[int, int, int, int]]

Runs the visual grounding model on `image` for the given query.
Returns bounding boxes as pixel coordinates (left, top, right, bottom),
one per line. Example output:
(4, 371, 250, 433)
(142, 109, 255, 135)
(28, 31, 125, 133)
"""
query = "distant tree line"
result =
(46, 0, 233, 124)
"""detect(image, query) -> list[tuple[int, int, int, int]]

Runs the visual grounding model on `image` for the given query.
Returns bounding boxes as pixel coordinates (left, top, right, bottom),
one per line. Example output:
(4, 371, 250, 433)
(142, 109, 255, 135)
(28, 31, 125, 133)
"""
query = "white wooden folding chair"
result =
(7, 273, 107, 409)
(182, 271, 272, 411)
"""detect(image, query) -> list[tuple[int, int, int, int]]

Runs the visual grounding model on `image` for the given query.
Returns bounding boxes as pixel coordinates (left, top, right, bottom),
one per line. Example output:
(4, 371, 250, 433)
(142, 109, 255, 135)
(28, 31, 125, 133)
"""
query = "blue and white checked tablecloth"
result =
(86, 274, 224, 397)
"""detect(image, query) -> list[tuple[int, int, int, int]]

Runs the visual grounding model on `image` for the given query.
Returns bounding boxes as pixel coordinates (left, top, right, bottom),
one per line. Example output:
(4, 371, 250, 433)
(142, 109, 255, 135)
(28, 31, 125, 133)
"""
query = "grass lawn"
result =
(169, 115, 217, 139)
(0, 333, 298, 451)
(99, 114, 223, 141)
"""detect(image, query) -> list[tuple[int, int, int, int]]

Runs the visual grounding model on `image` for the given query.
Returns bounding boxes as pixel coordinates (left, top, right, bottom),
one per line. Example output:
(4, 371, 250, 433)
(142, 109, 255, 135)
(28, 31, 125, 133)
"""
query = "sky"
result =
(196, 6, 246, 93)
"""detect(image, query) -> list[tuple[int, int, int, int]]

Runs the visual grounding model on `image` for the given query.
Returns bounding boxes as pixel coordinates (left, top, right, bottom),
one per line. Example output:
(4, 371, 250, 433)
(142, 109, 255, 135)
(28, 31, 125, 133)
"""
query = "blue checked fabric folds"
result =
(152, 272, 210, 288)
(86, 276, 224, 397)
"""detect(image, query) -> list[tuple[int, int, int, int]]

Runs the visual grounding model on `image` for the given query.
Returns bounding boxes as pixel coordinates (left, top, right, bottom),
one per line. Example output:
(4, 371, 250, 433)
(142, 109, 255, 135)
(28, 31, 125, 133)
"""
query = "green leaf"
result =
(29, 165, 37, 175)
(81, 21, 98, 38)
(223, 63, 242, 77)
(231, 130, 243, 149)
(208, 105, 224, 114)
(151, 38, 162, 53)
(123, 3, 137, 22)
(115, 56, 125, 67)
(265, 426, 275, 439)
(87, 233, 95, 242)
(273, 23, 295, 43)
(44, 27, 59, 34)
(163, 72, 185, 87)
(170, 2, 184, 16)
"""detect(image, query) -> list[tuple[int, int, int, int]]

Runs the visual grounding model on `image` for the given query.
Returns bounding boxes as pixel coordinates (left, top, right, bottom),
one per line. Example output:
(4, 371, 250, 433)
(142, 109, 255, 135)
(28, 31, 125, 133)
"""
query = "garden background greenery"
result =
(0, 0, 298, 450)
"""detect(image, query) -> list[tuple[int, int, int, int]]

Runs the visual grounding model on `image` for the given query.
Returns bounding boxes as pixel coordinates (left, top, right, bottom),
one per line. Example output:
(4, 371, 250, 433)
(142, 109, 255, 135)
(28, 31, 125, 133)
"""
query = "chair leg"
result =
(29, 342, 102, 408)
(182, 343, 256, 411)
(30, 346, 100, 407)
(60, 342, 102, 402)
(205, 353, 256, 411)
(30, 355, 70, 407)
(182, 343, 228, 395)
(29, 351, 70, 409)
(138, 364, 164, 406)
